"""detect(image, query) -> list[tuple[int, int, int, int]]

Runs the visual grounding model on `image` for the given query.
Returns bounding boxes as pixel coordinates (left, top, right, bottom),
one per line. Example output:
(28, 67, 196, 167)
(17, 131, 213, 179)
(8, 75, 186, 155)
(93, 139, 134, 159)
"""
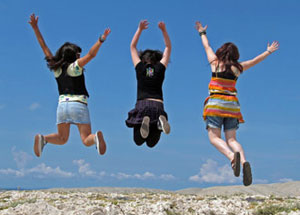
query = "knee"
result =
(58, 135, 69, 145)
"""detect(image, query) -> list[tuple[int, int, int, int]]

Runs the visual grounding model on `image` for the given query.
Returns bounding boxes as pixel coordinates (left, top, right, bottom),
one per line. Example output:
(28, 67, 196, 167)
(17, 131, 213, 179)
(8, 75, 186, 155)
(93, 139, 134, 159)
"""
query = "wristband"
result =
(267, 50, 272, 54)
(99, 35, 105, 43)
(199, 31, 206, 36)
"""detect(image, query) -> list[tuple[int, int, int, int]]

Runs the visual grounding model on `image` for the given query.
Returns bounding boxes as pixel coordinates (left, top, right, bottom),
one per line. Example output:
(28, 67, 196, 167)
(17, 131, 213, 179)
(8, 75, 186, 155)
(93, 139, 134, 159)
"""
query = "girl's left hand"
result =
(267, 41, 279, 53)
(158, 21, 166, 31)
(102, 28, 111, 40)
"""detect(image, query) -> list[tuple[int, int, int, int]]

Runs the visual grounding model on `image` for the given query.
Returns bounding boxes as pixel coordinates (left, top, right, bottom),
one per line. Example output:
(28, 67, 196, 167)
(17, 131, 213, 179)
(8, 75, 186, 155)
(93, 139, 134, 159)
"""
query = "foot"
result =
(231, 152, 241, 177)
(34, 134, 46, 157)
(140, 116, 150, 139)
(158, 115, 170, 134)
(95, 131, 106, 155)
(243, 162, 252, 186)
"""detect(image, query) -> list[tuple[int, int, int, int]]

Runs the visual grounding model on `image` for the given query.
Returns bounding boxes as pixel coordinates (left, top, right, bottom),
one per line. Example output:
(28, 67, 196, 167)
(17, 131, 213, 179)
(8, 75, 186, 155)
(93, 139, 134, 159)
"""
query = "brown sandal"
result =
(231, 152, 240, 177)
(243, 161, 252, 186)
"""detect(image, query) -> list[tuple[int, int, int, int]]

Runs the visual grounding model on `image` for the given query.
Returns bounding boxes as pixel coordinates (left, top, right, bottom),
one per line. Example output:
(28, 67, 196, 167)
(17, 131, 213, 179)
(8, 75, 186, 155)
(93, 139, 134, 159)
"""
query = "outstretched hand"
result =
(102, 28, 111, 40)
(195, 21, 207, 32)
(139, 20, 149, 30)
(28, 13, 39, 29)
(158, 21, 166, 31)
(267, 41, 279, 53)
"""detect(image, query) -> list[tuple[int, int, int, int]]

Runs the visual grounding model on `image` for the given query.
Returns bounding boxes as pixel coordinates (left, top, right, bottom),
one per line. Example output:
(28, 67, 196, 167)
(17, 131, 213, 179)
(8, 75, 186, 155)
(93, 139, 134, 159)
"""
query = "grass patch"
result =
(253, 203, 300, 215)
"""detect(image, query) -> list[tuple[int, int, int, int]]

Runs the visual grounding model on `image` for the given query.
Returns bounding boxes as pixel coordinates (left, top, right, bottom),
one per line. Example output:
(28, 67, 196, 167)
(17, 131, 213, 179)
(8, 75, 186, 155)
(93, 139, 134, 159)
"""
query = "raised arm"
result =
(240, 41, 279, 71)
(28, 13, 53, 59)
(130, 20, 148, 67)
(77, 28, 111, 68)
(158, 22, 171, 68)
(195, 21, 217, 64)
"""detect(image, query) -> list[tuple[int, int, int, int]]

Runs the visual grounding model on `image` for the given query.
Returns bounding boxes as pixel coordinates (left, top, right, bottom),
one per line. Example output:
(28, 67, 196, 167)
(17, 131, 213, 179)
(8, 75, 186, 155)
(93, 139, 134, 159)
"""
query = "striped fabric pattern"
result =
(203, 77, 244, 123)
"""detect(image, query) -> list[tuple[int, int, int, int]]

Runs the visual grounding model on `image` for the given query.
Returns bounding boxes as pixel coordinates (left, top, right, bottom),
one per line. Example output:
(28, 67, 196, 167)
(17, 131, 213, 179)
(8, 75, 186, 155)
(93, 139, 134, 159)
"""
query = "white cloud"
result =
(279, 178, 293, 183)
(111, 172, 175, 181)
(27, 163, 74, 178)
(29, 102, 41, 111)
(0, 163, 74, 178)
(0, 168, 25, 177)
(73, 159, 106, 178)
(159, 174, 176, 181)
(254, 179, 269, 184)
(189, 159, 239, 184)
(12, 147, 33, 169)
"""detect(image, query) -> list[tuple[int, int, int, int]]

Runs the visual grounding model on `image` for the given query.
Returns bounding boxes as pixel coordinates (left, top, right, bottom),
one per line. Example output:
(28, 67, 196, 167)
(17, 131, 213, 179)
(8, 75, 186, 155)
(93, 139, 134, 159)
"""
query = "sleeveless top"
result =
(203, 66, 244, 123)
(135, 61, 166, 100)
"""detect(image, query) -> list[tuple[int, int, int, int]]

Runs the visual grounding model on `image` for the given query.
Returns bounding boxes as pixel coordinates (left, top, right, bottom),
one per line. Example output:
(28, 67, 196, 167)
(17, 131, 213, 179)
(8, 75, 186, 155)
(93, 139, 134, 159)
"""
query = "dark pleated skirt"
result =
(125, 100, 168, 128)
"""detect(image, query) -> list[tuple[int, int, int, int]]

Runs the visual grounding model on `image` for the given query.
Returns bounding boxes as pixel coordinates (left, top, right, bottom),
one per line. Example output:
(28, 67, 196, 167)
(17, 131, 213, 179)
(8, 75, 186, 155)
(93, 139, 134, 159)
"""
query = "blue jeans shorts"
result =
(206, 116, 239, 131)
(56, 101, 91, 124)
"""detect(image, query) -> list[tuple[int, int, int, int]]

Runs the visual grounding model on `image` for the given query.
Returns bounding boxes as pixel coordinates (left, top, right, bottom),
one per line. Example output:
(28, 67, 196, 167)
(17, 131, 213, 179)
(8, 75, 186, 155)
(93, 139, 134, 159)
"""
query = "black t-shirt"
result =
(135, 61, 166, 100)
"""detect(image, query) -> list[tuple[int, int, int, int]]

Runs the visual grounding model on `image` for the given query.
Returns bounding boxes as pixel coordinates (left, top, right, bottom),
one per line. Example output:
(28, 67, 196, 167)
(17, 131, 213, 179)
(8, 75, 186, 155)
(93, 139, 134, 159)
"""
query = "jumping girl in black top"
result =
(126, 20, 171, 148)
(29, 14, 110, 157)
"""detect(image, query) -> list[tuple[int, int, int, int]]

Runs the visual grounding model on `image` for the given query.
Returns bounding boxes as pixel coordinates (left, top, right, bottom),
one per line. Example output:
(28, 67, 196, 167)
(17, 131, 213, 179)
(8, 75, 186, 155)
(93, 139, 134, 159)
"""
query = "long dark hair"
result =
(214, 42, 243, 73)
(139, 49, 163, 65)
(46, 42, 82, 71)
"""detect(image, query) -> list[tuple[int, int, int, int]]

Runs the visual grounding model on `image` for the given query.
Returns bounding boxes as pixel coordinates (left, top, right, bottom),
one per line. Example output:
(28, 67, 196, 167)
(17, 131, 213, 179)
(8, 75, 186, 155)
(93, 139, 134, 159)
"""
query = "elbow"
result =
(88, 51, 96, 59)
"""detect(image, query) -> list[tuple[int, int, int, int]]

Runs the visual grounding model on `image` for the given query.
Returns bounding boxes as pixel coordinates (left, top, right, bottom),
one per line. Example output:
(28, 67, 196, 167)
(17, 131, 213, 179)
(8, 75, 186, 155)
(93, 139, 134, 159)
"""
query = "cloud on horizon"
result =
(189, 159, 239, 184)
(0, 163, 74, 178)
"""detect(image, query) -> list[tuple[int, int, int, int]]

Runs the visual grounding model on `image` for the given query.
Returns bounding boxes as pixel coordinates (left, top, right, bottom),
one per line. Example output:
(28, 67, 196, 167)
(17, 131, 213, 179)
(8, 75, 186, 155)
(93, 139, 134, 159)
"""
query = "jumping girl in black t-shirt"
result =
(126, 20, 171, 148)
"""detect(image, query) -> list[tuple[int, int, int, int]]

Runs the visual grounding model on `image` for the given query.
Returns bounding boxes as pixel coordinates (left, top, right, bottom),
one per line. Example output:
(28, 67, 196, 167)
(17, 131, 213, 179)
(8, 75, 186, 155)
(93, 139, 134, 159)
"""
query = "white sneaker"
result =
(95, 131, 106, 155)
(34, 134, 46, 157)
(158, 115, 170, 134)
(140, 116, 150, 138)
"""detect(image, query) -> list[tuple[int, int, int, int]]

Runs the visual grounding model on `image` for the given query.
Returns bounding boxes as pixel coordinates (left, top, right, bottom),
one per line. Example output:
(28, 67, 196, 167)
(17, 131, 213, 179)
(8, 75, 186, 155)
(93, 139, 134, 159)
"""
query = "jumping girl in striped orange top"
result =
(195, 21, 279, 186)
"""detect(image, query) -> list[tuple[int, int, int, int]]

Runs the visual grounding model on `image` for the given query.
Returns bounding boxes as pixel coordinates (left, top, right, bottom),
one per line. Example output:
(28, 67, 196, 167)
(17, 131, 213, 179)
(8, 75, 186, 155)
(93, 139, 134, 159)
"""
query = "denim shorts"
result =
(206, 116, 239, 131)
(56, 101, 91, 124)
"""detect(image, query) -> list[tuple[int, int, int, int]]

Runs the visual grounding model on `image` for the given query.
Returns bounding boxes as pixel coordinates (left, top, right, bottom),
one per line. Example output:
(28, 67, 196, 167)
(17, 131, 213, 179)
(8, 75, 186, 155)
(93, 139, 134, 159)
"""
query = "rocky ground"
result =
(0, 182, 299, 215)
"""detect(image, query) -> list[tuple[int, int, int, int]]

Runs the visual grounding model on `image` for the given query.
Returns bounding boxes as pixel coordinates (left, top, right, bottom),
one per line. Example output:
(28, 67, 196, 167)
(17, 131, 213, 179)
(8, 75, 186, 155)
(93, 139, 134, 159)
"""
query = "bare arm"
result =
(240, 41, 279, 71)
(158, 22, 171, 67)
(195, 21, 217, 65)
(130, 20, 148, 67)
(77, 28, 111, 68)
(28, 13, 53, 59)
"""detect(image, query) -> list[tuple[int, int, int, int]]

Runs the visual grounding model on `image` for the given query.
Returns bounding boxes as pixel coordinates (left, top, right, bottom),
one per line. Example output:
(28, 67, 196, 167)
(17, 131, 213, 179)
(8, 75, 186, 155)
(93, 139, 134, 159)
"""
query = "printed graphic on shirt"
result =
(146, 67, 154, 77)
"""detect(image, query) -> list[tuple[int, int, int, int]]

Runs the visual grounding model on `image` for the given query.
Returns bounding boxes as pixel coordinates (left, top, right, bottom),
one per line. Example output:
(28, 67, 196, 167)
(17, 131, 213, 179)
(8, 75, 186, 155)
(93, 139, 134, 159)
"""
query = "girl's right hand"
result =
(102, 28, 111, 40)
(28, 13, 39, 29)
(139, 20, 149, 30)
(195, 21, 207, 33)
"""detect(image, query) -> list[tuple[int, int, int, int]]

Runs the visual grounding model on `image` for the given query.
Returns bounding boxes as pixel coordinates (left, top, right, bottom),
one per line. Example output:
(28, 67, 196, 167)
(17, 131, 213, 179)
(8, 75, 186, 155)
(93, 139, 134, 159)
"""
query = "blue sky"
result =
(0, 0, 299, 190)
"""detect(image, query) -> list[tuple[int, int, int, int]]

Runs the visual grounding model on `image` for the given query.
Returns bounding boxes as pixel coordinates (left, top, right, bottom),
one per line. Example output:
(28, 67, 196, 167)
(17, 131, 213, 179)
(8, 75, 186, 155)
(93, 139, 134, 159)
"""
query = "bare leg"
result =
(44, 123, 70, 145)
(225, 129, 246, 164)
(77, 124, 95, 147)
(207, 128, 234, 161)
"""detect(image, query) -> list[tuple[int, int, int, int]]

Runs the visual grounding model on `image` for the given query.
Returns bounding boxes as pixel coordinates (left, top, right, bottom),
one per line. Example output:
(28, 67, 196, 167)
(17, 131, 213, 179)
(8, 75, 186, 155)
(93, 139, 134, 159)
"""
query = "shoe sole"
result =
(233, 152, 241, 177)
(34, 134, 42, 157)
(159, 115, 170, 134)
(243, 162, 252, 186)
(96, 131, 106, 155)
(140, 116, 150, 139)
